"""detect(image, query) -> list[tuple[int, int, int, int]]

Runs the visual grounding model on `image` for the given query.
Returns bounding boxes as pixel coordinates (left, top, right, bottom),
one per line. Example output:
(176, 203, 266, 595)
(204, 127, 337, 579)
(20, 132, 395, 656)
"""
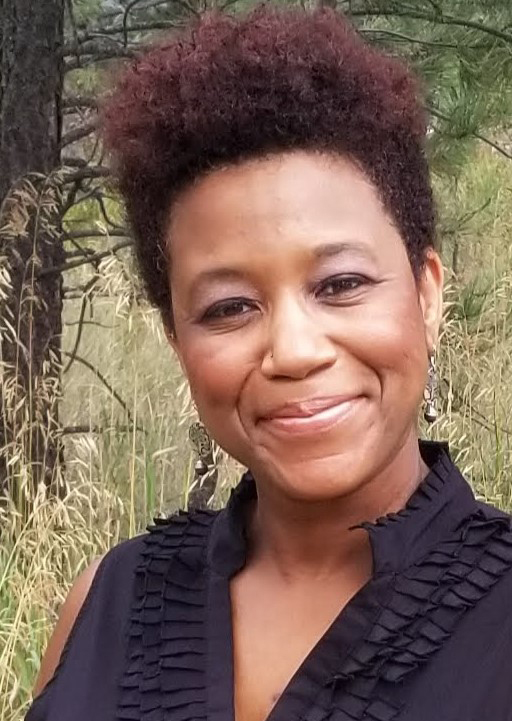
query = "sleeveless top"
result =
(26, 441, 512, 721)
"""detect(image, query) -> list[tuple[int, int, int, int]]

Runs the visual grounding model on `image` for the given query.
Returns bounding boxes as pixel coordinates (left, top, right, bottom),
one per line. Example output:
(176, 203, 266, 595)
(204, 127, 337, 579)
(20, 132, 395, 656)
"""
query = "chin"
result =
(251, 450, 371, 504)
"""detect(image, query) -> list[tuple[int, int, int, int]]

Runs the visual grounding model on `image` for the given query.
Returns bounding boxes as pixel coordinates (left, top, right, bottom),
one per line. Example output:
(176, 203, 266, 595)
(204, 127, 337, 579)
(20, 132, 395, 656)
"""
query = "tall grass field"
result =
(1, 146, 511, 720)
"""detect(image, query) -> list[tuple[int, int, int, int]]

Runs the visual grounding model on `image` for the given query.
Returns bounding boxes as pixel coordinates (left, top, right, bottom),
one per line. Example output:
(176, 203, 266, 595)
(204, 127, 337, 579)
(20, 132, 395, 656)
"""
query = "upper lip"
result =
(260, 395, 358, 420)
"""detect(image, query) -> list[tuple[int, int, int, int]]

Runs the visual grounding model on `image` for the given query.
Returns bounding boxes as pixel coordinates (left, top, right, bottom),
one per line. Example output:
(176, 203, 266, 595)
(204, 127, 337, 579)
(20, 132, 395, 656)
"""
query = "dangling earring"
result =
(423, 350, 438, 424)
(188, 421, 212, 472)
(187, 420, 218, 510)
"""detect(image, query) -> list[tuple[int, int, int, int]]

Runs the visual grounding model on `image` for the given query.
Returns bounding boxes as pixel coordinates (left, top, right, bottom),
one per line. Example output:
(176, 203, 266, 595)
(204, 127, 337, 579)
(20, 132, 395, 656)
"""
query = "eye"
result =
(201, 297, 256, 322)
(316, 274, 370, 299)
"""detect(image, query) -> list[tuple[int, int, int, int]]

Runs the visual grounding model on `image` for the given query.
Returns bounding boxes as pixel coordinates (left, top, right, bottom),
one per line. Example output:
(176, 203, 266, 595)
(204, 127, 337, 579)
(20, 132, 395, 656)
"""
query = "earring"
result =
(188, 421, 218, 510)
(188, 421, 212, 471)
(423, 351, 438, 424)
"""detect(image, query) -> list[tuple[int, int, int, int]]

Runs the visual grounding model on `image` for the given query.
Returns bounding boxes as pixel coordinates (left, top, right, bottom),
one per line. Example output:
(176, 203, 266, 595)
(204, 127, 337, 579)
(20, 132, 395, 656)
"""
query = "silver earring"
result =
(188, 421, 212, 472)
(423, 351, 438, 424)
(188, 421, 218, 510)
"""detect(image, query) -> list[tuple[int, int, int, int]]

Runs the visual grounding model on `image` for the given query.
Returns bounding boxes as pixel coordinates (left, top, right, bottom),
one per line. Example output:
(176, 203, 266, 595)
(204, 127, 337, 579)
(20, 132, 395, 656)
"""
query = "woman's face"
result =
(167, 152, 443, 501)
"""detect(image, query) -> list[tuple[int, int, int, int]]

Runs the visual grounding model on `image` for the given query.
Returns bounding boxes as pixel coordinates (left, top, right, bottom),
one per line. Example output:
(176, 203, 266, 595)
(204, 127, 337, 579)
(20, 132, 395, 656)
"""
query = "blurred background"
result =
(0, 1, 511, 717)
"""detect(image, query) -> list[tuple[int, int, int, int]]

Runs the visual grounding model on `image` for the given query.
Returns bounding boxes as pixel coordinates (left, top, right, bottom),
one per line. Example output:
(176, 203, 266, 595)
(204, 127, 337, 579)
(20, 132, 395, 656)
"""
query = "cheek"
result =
(178, 331, 252, 420)
(339, 288, 428, 396)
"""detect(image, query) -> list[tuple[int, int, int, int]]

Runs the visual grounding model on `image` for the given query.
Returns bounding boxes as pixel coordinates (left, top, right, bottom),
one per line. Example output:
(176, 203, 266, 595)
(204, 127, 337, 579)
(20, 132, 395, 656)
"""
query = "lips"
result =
(261, 395, 356, 420)
(258, 395, 363, 435)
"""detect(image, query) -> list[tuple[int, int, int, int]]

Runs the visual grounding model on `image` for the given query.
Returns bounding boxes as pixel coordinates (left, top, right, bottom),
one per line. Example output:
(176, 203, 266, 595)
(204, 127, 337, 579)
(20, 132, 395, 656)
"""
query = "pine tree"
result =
(1, 0, 510, 508)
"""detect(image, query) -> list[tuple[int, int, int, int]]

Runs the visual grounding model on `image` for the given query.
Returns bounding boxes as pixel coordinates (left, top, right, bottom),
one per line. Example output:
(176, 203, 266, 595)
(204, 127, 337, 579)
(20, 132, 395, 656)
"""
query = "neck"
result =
(249, 433, 428, 580)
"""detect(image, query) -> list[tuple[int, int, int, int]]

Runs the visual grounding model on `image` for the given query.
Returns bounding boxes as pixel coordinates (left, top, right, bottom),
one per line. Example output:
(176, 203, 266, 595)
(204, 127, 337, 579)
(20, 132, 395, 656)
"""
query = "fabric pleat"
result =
(117, 509, 216, 721)
(115, 443, 512, 721)
(325, 512, 512, 720)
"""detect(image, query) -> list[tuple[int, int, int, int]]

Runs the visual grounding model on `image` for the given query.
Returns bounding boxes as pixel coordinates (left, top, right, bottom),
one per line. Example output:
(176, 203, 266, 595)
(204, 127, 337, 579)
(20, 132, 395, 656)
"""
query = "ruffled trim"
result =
(354, 445, 478, 575)
(116, 442, 512, 721)
(117, 509, 217, 721)
(326, 512, 512, 721)
(359, 466, 447, 529)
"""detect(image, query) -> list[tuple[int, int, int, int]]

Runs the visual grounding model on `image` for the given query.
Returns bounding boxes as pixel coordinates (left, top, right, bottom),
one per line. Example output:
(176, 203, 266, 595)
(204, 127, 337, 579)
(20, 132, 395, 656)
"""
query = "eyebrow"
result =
(186, 267, 247, 306)
(190, 240, 377, 295)
(313, 241, 377, 261)
(193, 267, 245, 287)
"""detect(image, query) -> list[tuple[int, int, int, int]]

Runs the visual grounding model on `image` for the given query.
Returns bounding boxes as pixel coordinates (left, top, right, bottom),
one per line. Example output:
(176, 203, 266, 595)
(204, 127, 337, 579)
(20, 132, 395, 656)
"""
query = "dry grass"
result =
(0, 146, 511, 719)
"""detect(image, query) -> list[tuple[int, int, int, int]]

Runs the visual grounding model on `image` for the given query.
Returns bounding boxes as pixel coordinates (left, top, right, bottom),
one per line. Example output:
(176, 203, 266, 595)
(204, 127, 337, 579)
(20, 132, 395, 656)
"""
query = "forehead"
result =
(166, 151, 406, 273)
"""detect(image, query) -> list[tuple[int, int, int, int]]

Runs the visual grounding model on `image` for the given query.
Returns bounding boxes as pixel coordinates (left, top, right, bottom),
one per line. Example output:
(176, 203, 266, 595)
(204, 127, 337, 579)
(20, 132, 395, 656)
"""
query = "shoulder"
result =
(32, 534, 145, 697)
(33, 509, 219, 696)
(33, 556, 104, 696)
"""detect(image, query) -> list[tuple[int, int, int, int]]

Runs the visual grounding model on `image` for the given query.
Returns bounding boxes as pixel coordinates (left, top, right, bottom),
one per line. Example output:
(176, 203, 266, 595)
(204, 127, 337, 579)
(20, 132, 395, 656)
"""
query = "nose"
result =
(261, 295, 337, 380)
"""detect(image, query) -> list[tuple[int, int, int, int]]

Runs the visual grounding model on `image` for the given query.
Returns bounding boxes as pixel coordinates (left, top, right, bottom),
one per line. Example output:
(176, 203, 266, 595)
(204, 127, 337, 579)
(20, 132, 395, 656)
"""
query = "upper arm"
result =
(32, 557, 104, 698)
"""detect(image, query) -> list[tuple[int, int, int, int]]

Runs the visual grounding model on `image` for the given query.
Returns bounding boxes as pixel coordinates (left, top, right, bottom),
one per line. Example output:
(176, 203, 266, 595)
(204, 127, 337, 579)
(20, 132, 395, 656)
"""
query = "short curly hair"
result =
(102, 6, 436, 328)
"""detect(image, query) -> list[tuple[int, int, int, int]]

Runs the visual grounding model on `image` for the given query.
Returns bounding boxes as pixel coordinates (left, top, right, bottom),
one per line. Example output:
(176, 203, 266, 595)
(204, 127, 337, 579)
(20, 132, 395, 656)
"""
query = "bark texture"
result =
(0, 0, 65, 499)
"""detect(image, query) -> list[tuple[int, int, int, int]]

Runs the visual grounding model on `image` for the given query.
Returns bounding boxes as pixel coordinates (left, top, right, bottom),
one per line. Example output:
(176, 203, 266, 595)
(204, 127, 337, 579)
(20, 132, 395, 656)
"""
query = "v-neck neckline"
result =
(204, 441, 478, 721)
(206, 565, 392, 721)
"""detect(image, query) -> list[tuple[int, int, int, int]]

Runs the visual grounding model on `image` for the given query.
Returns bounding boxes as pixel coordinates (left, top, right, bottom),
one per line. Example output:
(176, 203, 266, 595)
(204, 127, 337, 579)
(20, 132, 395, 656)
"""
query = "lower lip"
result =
(260, 398, 363, 436)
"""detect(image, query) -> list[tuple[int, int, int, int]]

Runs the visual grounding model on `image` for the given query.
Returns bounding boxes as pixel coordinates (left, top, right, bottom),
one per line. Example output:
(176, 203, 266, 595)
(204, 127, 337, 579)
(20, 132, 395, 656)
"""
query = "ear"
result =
(417, 249, 444, 351)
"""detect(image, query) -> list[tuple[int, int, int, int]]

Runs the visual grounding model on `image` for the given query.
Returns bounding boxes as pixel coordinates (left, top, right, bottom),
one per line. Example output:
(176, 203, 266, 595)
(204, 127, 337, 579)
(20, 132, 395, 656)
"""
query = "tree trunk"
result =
(0, 0, 65, 504)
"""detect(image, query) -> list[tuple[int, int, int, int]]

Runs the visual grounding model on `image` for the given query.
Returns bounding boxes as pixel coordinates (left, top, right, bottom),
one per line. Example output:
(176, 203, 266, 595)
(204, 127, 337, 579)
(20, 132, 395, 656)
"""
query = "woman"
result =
(27, 7, 512, 721)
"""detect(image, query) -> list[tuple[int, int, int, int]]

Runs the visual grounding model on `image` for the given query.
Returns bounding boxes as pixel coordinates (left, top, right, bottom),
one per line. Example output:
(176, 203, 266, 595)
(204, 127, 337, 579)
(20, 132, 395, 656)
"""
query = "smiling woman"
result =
(26, 7, 512, 721)
(167, 152, 442, 506)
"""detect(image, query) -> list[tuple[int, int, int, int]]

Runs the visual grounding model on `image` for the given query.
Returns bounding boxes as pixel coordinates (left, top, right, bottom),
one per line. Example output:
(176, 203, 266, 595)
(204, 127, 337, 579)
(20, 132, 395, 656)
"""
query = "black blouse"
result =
(26, 441, 512, 721)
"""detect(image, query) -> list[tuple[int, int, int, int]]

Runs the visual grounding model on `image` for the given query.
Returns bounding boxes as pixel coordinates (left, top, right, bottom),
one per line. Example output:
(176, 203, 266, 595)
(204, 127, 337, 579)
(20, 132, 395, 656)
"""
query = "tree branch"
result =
(92, 191, 124, 229)
(61, 155, 89, 168)
(62, 424, 142, 434)
(171, 0, 200, 18)
(128, 0, 177, 14)
(61, 120, 99, 148)
(61, 180, 101, 217)
(65, 0, 82, 68)
(359, 27, 486, 50)
(62, 94, 99, 110)
(218, 0, 240, 10)
(80, 19, 182, 39)
(64, 228, 128, 240)
(429, 106, 512, 161)
(64, 231, 98, 260)
(122, 0, 150, 47)
(38, 239, 133, 278)
(61, 351, 133, 420)
(60, 166, 111, 184)
(65, 246, 96, 259)
(63, 186, 124, 229)
(65, 47, 137, 72)
(95, 0, 174, 24)
(63, 277, 98, 374)
(63, 37, 125, 56)
(64, 319, 117, 329)
(349, 9, 512, 45)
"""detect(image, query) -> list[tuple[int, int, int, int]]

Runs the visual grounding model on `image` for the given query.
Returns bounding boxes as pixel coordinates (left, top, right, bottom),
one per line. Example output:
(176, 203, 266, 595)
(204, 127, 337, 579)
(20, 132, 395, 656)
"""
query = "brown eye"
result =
(202, 298, 255, 321)
(317, 275, 368, 298)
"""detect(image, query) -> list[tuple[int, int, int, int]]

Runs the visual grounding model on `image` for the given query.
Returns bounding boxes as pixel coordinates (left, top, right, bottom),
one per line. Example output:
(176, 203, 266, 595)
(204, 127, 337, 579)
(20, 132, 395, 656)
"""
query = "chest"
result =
(230, 570, 368, 721)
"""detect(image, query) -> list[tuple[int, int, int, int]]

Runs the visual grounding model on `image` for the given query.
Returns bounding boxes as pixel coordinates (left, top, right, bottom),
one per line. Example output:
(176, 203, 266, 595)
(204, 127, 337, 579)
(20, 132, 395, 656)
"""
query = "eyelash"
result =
(201, 298, 255, 322)
(315, 274, 370, 298)
(200, 274, 371, 322)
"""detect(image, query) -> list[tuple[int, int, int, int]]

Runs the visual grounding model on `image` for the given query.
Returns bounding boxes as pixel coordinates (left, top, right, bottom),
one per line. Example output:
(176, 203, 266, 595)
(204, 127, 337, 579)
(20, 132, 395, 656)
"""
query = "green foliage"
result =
(344, 1, 512, 180)
(71, 0, 103, 25)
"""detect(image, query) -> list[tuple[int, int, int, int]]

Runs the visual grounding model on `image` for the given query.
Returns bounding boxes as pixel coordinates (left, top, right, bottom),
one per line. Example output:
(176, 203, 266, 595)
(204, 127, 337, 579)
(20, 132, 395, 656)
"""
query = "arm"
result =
(32, 557, 104, 697)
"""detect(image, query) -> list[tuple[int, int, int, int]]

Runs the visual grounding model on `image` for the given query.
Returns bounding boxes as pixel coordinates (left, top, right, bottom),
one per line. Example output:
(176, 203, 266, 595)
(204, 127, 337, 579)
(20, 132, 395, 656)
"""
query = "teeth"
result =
(283, 401, 352, 423)
(300, 402, 348, 421)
